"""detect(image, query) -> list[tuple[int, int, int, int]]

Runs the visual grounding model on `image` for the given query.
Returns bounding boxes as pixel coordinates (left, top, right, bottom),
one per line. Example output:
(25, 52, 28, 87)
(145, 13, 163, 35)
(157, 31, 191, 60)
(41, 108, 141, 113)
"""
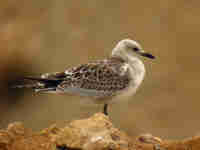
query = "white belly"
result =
(109, 63, 145, 103)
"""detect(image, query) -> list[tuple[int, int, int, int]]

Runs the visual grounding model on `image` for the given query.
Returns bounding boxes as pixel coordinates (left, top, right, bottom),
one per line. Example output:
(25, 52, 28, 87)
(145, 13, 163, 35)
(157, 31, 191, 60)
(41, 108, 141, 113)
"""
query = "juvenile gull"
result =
(15, 39, 155, 115)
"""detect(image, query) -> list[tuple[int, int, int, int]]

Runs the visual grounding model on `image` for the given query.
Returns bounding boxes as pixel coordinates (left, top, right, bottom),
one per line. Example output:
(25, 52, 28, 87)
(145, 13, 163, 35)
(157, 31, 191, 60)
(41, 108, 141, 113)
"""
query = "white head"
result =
(111, 39, 155, 61)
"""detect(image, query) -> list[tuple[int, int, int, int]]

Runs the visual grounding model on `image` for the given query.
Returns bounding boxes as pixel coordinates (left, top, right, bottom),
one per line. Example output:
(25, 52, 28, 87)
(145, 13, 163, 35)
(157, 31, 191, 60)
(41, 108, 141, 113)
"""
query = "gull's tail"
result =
(12, 76, 63, 93)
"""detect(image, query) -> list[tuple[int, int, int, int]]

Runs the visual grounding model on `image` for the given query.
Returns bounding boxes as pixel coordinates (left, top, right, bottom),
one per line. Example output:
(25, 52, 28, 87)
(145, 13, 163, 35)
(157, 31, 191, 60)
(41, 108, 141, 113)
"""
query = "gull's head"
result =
(112, 39, 155, 60)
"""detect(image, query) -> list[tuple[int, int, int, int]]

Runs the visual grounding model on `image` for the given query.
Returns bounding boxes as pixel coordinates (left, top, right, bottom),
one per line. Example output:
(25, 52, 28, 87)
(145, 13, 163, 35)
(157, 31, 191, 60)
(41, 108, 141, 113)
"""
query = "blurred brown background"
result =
(0, 0, 200, 139)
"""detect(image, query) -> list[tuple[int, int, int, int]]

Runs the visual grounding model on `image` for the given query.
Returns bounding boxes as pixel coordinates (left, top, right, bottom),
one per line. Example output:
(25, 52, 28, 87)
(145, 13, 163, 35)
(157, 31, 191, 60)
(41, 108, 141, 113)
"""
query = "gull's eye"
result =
(133, 47, 139, 51)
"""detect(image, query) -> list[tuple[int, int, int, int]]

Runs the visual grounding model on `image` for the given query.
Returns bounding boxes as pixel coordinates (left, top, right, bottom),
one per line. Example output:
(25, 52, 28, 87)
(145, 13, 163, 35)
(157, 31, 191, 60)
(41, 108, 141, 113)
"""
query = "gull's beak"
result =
(139, 50, 155, 59)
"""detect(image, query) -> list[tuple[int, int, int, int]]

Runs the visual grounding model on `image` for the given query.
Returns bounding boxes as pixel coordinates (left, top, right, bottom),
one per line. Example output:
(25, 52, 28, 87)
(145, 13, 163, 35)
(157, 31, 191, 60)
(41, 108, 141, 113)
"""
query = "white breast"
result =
(111, 59, 146, 103)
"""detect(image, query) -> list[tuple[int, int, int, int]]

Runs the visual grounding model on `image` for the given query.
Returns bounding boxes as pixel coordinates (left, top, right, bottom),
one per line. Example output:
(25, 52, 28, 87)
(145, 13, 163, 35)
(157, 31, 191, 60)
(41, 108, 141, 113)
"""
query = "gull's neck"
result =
(111, 43, 146, 86)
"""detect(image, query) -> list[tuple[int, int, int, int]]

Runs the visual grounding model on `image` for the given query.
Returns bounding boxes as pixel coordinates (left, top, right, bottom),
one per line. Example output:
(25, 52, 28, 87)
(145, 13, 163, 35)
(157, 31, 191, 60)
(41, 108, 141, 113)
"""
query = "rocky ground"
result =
(0, 113, 199, 150)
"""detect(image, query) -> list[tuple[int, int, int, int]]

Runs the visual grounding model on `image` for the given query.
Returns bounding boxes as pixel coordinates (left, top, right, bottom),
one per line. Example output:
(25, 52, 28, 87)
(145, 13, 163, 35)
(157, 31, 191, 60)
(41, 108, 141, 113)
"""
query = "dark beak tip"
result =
(149, 55, 155, 59)
(143, 53, 155, 59)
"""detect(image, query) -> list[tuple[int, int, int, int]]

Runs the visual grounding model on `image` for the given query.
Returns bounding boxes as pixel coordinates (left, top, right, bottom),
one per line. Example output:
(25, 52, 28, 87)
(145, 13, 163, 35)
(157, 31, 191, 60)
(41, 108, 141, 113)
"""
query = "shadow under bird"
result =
(14, 39, 155, 115)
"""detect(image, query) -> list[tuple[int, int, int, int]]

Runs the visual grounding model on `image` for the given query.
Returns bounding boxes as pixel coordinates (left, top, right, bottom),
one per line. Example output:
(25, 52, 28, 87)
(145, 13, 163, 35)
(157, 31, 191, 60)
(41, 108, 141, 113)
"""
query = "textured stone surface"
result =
(0, 113, 200, 150)
(50, 113, 132, 150)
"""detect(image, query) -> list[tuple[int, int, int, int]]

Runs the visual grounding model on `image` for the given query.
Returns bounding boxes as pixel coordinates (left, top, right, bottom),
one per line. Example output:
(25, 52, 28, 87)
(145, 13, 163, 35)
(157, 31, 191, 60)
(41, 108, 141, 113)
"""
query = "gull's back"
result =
(57, 56, 131, 102)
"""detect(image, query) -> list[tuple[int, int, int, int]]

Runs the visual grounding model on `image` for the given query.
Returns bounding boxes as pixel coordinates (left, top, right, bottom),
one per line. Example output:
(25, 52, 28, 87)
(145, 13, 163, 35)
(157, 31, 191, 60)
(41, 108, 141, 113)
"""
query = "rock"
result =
(50, 113, 132, 150)
(0, 122, 54, 150)
(0, 113, 199, 150)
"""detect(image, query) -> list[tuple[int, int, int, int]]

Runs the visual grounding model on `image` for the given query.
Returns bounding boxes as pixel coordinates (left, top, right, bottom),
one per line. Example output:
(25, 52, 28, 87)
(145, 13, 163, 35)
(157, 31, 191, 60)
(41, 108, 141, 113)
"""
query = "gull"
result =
(14, 39, 155, 115)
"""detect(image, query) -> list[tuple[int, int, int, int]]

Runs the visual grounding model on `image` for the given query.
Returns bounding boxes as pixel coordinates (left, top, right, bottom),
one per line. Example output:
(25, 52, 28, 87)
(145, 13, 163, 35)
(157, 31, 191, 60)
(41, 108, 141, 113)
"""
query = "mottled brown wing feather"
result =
(58, 57, 131, 98)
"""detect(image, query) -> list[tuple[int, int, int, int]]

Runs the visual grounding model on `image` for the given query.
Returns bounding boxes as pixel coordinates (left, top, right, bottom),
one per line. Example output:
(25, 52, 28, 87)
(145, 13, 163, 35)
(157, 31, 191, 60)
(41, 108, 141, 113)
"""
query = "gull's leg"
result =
(103, 104, 108, 116)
